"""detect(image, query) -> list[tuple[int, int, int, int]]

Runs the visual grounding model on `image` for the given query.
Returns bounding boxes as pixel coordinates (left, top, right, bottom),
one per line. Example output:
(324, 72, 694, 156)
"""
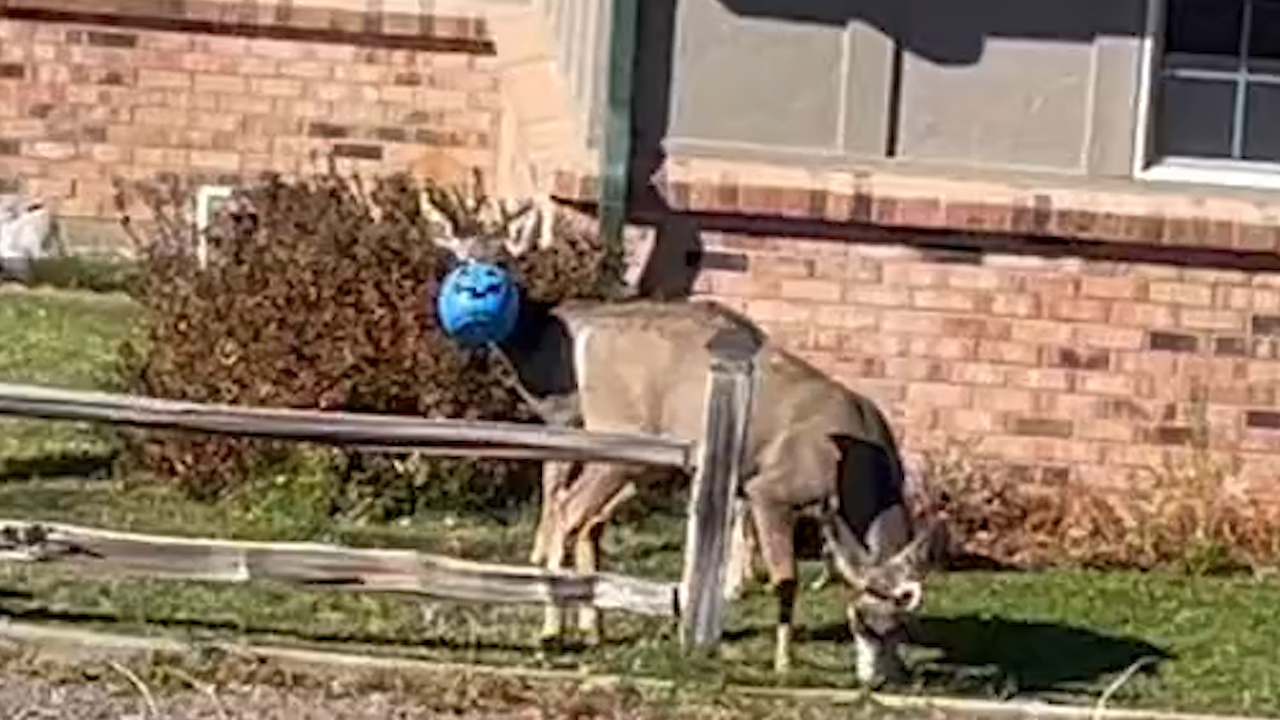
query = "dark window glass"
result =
(1165, 0, 1245, 57)
(1155, 76, 1237, 159)
(1249, 0, 1280, 68)
(1244, 83, 1280, 161)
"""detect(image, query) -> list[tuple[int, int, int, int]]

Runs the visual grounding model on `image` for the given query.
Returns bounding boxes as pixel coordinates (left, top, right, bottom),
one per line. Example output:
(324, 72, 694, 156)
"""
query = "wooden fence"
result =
(0, 343, 755, 650)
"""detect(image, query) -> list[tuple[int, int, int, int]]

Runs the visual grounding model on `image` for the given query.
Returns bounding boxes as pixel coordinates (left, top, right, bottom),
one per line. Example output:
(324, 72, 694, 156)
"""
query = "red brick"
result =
(1101, 443, 1168, 468)
(135, 106, 188, 127)
(25, 141, 77, 160)
(1007, 367, 1072, 391)
(976, 340, 1040, 365)
(885, 357, 947, 382)
(949, 362, 1006, 385)
(941, 265, 1006, 291)
(280, 60, 331, 80)
(1109, 302, 1177, 327)
(877, 310, 944, 337)
(911, 288, 981, 312)
(1216, 286, 1280, 311)
(848, 284, 912, 307)
(981, 435, 1101, 464)
(193, 112, 242, 133)
(808, 304, 876, 331)
(744, 299, 810, 325)
(1080, 275, 1146, 299)
(133, 146, 188, 167)
(1076, 418, 1138, 443)
(1047, 297, 1109, 323)
(936, 408, 1001, 434)
(1178, 307, 1245, 332)
(881, 262, 947, 287)
(194, 73, 247, 95)
(1074, 324, 1146, 350)
(752, 255, 815, 278)
(907, 336, 977, 360)
(1078, 372, 1141, 397)
(1010, 320, 1073, 345)
(983, 387, 1037, 413)
(850, 334, 911, 358)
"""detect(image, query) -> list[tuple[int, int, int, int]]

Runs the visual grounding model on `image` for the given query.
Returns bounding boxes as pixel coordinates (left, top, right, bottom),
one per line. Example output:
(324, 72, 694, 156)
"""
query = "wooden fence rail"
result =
(0, 382, 691, 469)
(0, 520, 678, 617)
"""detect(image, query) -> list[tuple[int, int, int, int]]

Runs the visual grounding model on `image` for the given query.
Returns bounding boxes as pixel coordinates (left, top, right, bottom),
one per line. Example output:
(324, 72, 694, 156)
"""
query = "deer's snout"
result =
(894, 581, 923, 612)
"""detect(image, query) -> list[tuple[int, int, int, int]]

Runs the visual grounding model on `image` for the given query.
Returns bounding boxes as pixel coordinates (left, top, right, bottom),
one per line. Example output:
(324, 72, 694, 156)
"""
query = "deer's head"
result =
(819, 507, 935, 682)
(419, 172, 555, 263)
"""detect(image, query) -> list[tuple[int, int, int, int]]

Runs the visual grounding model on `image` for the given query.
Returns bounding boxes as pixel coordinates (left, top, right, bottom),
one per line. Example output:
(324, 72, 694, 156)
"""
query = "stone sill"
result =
(550, 158, 1280, 258)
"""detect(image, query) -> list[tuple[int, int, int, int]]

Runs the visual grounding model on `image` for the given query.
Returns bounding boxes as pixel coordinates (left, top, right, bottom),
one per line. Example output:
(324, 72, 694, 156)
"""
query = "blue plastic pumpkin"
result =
(435, 260, 520, 348)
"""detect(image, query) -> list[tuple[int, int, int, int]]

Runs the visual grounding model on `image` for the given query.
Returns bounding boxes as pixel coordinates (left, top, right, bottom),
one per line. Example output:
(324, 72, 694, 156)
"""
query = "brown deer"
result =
(422, 187, 935, 687)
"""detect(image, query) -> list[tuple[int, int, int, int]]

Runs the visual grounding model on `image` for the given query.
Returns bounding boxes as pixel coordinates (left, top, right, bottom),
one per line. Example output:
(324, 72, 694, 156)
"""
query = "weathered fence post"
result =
(679, 328, 757, 649)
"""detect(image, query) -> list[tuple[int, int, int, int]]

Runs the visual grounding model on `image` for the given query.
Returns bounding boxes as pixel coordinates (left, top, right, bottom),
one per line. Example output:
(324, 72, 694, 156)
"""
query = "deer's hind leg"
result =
(538, 462, 633, 646)
(531, 460, 577, 567)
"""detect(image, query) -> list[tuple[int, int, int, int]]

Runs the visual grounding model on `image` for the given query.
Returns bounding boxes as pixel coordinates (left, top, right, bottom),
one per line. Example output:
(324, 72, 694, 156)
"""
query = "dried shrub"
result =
(912, 438, 1280, 574)
(112, 171, 616, 519)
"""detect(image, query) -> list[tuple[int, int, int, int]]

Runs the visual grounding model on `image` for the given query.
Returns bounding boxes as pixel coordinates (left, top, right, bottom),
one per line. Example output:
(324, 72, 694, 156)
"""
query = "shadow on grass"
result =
(0, 603, 554, 653)
(782, 614, 1171, 694)
(0, 451, 117, 483)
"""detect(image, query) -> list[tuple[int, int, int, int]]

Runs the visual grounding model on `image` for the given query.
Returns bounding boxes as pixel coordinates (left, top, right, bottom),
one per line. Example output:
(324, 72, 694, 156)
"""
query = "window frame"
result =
(1134, 0, 1280, 189)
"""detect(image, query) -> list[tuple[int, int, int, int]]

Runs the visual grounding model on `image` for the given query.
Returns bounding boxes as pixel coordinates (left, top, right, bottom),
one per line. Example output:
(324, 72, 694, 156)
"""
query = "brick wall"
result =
(0, 2, 500, 221)
(686, 228, 1280, 494)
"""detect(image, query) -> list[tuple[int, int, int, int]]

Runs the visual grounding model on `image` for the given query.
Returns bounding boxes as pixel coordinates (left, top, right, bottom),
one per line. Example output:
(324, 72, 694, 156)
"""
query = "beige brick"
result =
(194, 73, 247, 95)
(26, 141, 77, 160)
(250, 77, 304, 98)
(135, 106, 188, 127)
(847, 284, 910, 307)
(1149, 280, 1213, 307)
(189, 149, 241, 172)
(136, 68, 190, 89)
(778, 278, 842, 302)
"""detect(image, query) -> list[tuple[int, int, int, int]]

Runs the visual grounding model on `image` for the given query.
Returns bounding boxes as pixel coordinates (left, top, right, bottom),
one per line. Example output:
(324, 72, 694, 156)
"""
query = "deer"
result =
(420, 183, 936, 687)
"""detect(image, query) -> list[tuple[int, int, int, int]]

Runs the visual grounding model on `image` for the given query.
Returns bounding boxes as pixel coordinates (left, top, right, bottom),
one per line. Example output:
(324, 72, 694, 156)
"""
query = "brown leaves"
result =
(911, 440, 1280, 573)
(114, 172, 614, 514)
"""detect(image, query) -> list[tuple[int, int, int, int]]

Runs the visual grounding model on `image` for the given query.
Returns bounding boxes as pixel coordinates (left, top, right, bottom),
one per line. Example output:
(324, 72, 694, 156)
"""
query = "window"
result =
(1150, 0, 1280, 166)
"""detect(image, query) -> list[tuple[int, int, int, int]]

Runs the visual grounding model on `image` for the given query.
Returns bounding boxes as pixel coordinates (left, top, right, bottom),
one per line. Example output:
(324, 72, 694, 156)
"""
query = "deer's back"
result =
(554, 300, 898, 487)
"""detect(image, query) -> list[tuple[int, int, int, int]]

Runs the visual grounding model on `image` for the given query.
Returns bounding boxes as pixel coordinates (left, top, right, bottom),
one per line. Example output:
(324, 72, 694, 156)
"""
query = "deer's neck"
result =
(493, 301, 578, 419)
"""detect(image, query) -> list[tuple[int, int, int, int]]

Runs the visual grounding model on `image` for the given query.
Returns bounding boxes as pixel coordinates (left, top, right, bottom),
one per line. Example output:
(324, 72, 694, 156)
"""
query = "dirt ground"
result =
(0, 674, 545, 720)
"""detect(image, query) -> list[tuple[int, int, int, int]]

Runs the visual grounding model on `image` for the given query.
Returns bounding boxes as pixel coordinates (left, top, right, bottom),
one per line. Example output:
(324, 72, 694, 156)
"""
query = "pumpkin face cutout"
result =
(435, 260, 520, 348)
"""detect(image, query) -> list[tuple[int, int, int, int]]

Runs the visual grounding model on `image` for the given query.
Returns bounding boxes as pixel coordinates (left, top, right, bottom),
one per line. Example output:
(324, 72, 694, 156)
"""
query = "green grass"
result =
(0, 287, 1278, 717)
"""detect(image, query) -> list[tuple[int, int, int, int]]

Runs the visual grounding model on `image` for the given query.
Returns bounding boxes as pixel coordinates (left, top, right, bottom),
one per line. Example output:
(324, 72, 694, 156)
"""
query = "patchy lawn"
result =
(0, 288, 1277, 717)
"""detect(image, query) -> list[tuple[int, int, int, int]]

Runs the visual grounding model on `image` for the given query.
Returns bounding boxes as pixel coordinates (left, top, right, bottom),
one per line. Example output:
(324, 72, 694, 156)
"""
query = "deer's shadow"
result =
(799, 613, 1172, 693)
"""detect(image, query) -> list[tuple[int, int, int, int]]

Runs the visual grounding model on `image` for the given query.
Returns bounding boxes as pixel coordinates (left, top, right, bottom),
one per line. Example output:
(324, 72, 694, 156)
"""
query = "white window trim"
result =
(1132, 0, 1280, 190)
(194, 184, 234, 270)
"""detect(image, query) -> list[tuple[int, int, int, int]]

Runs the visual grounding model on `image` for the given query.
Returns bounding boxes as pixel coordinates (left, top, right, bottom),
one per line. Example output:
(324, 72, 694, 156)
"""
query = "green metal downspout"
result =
(598, 0, 640, 296)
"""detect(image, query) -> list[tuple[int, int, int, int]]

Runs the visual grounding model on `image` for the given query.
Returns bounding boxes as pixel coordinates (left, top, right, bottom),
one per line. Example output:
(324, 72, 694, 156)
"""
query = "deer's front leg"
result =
(574, 480, 637, 645)
(748, 496, 799, 674)
(539, 464, 632, 646)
